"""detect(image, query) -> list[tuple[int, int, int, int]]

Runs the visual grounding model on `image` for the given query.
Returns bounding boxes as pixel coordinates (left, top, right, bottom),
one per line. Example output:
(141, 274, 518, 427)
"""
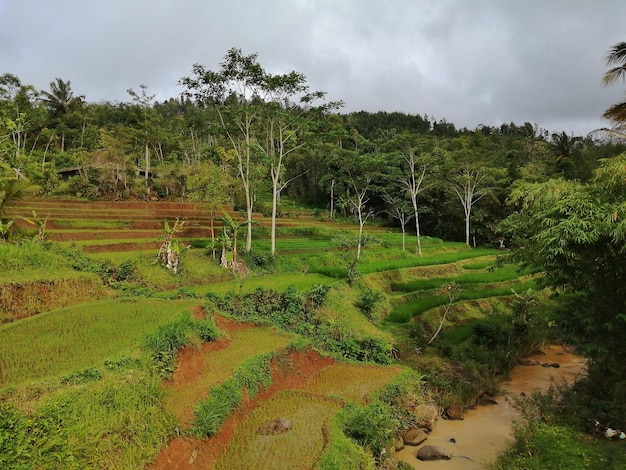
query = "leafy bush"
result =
(355, 288, 384, 321)
(340, 401, 400, 454)
(211, 286, 393, 364)
(242, 249, 275, 269)
(0, 403, 31, 468)
(304, 283, 331, 310)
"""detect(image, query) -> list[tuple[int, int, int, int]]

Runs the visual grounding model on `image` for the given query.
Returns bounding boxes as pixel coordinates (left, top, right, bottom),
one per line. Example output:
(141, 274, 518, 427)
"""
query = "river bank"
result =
(396, 344, 587, 469)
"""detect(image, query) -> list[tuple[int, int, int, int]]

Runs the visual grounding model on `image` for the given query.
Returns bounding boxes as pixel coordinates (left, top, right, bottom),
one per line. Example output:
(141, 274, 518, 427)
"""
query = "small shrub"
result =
(174, 286, 197, 299)
(340, 401, 400, 454)
(242, 249, 275, 269)
(113, 259, 139, 282)
(143, 312, 194, 378)
(60, 366, 103, 385)
(355, 288, 384, 321)
(104, 355, 140, 371)
(196, 318, 220, 342)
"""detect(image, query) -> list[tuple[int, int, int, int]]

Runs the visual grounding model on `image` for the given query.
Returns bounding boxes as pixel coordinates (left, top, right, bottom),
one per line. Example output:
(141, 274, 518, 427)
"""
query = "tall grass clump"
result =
(142, 311, 195, 378)
(191, 352, 274, 437)
(0, 240, 64, 273)
(0, 371, 175, 470)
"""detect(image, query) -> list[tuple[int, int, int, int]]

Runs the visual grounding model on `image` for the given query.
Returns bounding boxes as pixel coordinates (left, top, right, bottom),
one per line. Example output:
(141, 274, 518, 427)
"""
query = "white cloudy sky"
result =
(1, 0, 625, 136)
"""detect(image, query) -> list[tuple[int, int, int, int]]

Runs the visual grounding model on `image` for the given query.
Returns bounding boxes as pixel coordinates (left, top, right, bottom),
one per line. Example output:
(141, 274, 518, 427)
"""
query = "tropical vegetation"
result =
(0, 42, 625, 469)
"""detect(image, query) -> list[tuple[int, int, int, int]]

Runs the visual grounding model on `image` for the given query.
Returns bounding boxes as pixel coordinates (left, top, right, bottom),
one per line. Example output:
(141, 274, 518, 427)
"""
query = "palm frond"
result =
(0, 180, 39, 217)
(603, 42, 626, 86)
(602, 101, 626, 125)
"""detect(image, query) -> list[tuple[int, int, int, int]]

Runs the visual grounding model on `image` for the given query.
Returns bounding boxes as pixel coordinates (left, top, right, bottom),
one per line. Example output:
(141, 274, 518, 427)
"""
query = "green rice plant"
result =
(386, 279, 537, 323)
(300, 363, 404, 403)
(142, 311, 195, 378)
(389, 264, 525, 292)
(191, 352, 275, 437)
(0, 298, 197, 385)
(356, 247, 498, 275)
(215, 390, 343, 470)
(461, 256, 497, 270)
(54, 219, 130, 229)
(315, 413, 376, 470)
(163, 326, 297, 422)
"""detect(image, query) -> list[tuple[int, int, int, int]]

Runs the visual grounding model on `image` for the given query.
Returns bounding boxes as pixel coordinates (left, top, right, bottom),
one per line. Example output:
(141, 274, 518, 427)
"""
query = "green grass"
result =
(0, 241, 68, 274)
(389, 264, 525, 292)
(0, 298, 197, 385)
(386, 279, 537, 323)
(196, 272, 337, 295)
(53, 219, 131, 229)
(496, 423, 626, 469)
(0, 370, 175, 470)
(215, 390, 343, 470)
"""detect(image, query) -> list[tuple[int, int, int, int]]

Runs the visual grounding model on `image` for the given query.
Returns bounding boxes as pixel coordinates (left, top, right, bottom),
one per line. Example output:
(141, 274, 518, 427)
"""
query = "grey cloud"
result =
(2, 0, 625, 135)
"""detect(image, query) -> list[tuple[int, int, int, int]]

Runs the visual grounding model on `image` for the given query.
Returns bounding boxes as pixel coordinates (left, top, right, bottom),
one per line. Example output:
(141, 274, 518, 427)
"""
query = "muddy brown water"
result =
(395, 345, 587, 469)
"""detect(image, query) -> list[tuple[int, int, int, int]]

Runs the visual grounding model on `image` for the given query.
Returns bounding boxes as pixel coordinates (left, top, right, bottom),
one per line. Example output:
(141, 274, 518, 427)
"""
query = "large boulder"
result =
(402, 428, 428, 446)
(445, 403, 465, 420)
(413, 404, 439, 431)
(416, 445, 451, 461)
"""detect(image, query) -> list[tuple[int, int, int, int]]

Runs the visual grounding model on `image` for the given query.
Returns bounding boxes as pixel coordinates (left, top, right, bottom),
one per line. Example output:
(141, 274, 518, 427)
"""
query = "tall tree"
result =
(500, 154, 626, 428)
(39, 78, 81, 115)
(181, 48, 269, 253)
(333, 150, 383, 260)
(39, 78, 84, 151)
(0, 74, 40, 167)
(449, 160, 489, 247)
(127, 84, 156, 186)
(399, 150, 431, 256)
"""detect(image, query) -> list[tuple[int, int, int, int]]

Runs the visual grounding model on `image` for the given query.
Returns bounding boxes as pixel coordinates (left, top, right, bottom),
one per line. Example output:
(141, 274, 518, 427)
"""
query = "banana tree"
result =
(154, 218, 187, 274)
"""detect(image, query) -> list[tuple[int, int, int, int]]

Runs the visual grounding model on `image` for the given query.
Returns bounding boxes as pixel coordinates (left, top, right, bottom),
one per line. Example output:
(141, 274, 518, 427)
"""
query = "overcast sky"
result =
(1, 0, 625, 136)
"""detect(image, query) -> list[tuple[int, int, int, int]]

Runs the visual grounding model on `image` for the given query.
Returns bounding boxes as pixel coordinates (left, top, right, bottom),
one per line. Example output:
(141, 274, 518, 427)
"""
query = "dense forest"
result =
(2, 44, 626, 453)
(2, 48, 624, 249)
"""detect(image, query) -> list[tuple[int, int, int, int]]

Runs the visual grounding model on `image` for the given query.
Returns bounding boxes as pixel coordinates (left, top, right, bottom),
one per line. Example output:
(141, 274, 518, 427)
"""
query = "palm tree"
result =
(39, 78, 82, 115)
(549, 131, 582, 176)
(39, 78, 84, 151)
(602, 42, 626, 127)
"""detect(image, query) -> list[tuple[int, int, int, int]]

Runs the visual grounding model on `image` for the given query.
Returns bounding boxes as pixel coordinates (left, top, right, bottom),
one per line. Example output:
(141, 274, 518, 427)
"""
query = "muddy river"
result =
(395, 345, 587, 469)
